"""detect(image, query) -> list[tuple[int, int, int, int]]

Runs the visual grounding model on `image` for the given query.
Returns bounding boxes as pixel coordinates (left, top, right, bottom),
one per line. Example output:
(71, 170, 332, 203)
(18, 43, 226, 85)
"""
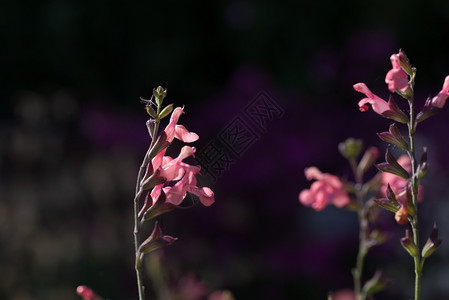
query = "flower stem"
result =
(407, 97, 422, 300)
(354, 207, 369, 300)
(350, 159, 368, 300)
(133, 105, 162, 300)
(134, 152, 150, 300)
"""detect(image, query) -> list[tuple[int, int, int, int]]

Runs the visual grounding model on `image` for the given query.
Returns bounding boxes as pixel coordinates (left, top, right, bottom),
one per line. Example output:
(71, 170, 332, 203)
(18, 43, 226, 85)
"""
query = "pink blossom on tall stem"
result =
(429, 75, 449, 109)
(141, 146, 215, 218)
(381, 155, 423, 224)
(299, 167, 350, 211)
(385, 53, 409, 93)
(152, 107, 199, 171)
(354, 83, 390, 114)
(76, 286, 102, 300)
(330, 289, 356, 300)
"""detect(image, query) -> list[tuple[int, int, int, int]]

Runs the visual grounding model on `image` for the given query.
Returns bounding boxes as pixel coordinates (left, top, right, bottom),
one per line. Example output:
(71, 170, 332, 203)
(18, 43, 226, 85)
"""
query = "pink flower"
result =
(381, 155, 423, 224)
(385, 53, 409, 93)
(143, 148, 214, 218)
(354, 83, 390, 114)
(429, 75, 449, 109)
(208, 290, 235, 300)
(152, 107, 199, 171)
(158, 146, 197, 182)
(354, 83, 408, 123)
(76, 286, 102, 300)
(330, 289, 356, 300)
(299, 167, 350, 211)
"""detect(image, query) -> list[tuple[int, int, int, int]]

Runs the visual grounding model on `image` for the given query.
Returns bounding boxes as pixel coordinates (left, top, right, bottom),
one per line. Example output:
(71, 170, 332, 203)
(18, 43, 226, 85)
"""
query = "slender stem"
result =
(134, 153, 150, 300)
(354, 207, 369, 300)
(350, 158, 368, 300)
(133, 104, 162, 300)
(407, 97, 422, 300)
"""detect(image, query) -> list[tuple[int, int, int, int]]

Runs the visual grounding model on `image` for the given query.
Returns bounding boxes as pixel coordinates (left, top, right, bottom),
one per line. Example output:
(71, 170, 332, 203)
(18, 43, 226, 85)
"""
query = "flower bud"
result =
(138, 221, 178, 254)
(145, 104, 158, 119)
(159, 103, 174, 119)
(338, 138, 363, 160)
(397, 50, 414, 76)
(401, 229, 418, 257)
(358, 146, 379, 174)
(153, 86, 167, 106)
(377, 123, 408, 151)
(422, 222, 442, 258)
(417, 148, 428, 180)
(361, 270, 388, 297)
(376, 148, 410, 179)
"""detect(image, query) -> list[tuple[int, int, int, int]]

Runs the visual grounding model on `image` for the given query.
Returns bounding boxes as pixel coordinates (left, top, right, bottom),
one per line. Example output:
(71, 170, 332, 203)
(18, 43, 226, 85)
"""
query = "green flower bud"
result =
(338, 138, 363, 160)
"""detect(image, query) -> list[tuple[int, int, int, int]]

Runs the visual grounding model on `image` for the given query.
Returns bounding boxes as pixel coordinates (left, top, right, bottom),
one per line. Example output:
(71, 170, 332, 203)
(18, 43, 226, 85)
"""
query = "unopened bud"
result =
(153, 86, 167, 106)
(159, 103, 174, 119)
(138, 221, 178, 254)
(338, 138, 363, 160)
(422, 222, 442, 258)
(358, 146, 379, 174)
(397, 50, 413, 76)
(401, 229, 418, 257)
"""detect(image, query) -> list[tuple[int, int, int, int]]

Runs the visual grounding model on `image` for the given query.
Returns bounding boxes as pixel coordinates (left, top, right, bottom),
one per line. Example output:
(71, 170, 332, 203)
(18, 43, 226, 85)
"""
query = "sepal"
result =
(417, 147, 428, 180)
(381, 96, 408, 124)
(141, 190, 177, 221)
(367, 229, 389, 248)
(374, 197, 400, 214)
(416, 97, 441, 123)
(159, 103, 174, 119)
(401, 229, 418, 257)
(362, 270, 388, 297)
(149, 131, 171, 159)
(138, 221, 177, 254)
(377, 123, 408, 151)
(140, 168, 166, 191)
(422, 222, 442, 259)
(358, 146, 379, 174)
(145, 104, 158, 119)
(376, 149, 410, 179)
(147, 119, 156, 139)
(397, 50, 413, 76)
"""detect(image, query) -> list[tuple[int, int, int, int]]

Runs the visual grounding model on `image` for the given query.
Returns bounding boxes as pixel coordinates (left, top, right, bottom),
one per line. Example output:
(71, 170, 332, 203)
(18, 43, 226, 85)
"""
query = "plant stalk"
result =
(133, 104, 162, 300)
(407, 97, 422, 300)
(350, 158, 368, 300)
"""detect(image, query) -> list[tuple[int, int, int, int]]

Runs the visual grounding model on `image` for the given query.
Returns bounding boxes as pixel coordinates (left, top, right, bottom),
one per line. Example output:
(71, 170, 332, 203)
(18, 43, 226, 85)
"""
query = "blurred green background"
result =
(1, 1, 449, 299)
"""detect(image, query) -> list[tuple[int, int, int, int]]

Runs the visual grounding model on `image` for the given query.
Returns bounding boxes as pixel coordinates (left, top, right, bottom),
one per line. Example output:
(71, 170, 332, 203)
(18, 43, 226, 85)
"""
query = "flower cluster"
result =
(353, 50, 445, 300)
(138, 106, 214, 223)
(299, 167, 350, 211)
(132, 87, 215, 299)
(77, 87, 216, 300)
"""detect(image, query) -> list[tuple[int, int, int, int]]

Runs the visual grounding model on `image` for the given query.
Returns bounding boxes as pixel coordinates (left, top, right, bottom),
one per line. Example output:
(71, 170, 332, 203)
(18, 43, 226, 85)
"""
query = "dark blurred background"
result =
(2, 1, 449, 299)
